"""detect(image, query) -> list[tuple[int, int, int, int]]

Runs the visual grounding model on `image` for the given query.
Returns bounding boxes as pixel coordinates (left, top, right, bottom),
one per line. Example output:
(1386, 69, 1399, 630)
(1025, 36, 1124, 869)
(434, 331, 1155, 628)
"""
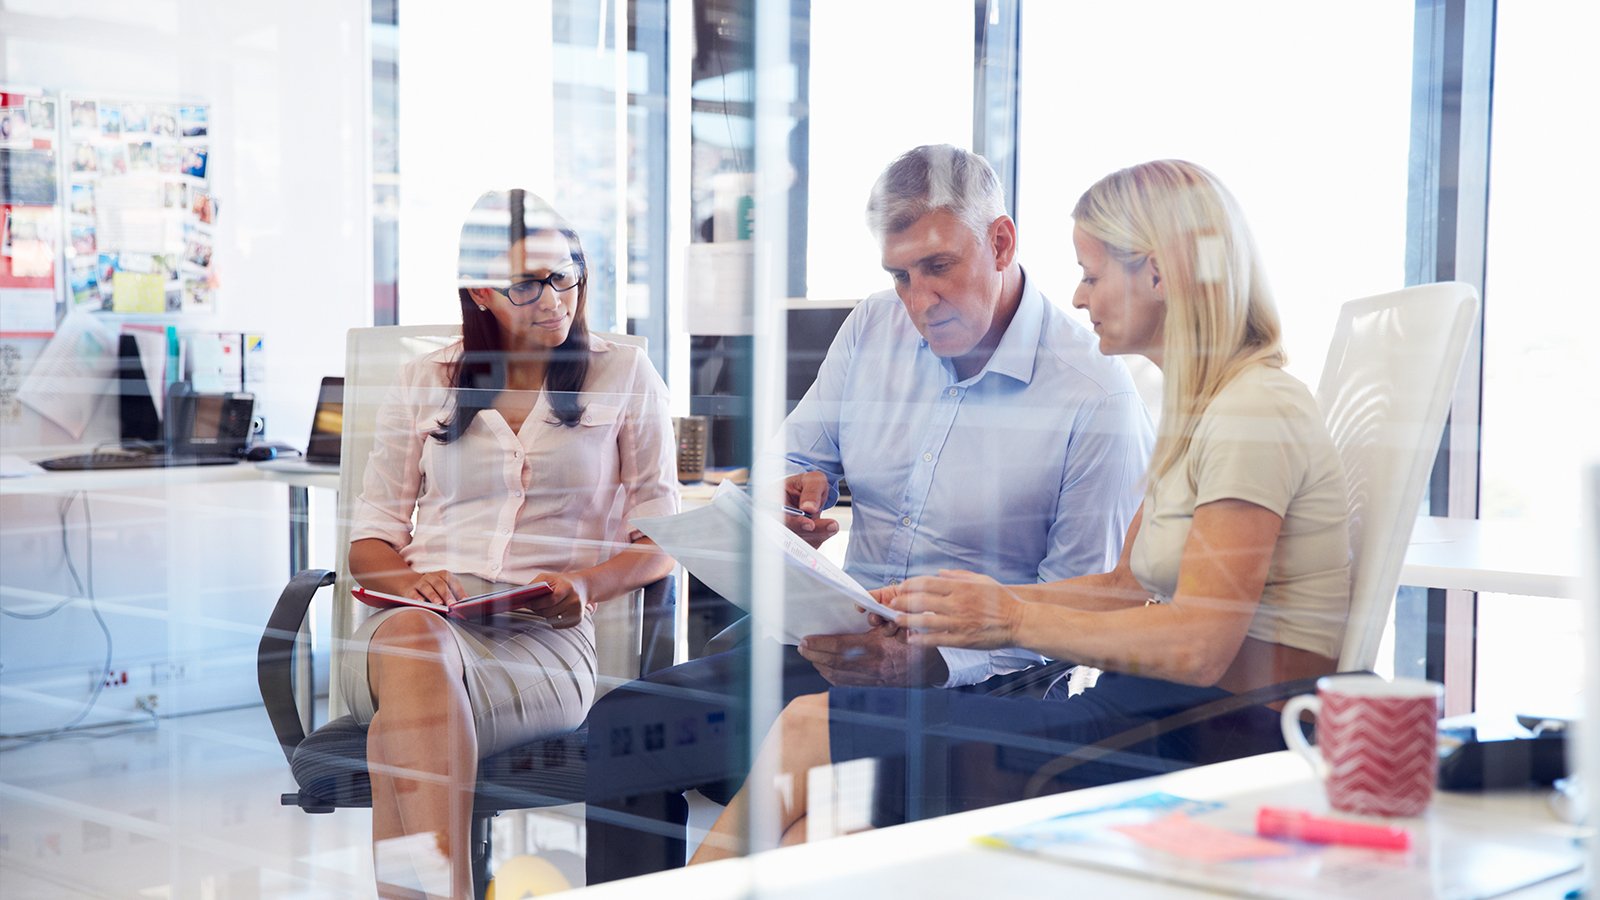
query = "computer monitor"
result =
(786, 305, 854, 412)
(117, 334, 161, 443)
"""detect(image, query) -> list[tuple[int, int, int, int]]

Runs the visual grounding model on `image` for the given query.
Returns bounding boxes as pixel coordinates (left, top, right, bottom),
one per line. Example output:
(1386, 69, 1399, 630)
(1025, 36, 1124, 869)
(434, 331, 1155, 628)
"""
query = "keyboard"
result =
(38, 449, 242, 471)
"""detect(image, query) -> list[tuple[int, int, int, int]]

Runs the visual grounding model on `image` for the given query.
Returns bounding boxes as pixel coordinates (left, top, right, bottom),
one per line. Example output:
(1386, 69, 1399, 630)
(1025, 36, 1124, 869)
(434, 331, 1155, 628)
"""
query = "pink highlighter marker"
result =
(1256, 807, 1411, 851)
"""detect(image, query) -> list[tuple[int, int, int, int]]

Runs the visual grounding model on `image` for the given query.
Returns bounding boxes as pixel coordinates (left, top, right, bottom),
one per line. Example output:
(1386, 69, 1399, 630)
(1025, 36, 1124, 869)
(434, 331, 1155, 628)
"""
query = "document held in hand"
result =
(351, 582, 552, 622)
(631, 481, 896, 645)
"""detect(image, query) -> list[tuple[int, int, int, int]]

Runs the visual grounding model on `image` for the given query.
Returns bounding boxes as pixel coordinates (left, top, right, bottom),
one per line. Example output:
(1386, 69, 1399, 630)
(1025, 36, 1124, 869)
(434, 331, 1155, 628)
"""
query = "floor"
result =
(0, 702, 710, 898)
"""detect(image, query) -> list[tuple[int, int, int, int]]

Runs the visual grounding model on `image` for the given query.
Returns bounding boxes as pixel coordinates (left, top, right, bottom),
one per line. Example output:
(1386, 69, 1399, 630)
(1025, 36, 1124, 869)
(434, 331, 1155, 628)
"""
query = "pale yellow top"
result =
(1130, 364, 1351, 659)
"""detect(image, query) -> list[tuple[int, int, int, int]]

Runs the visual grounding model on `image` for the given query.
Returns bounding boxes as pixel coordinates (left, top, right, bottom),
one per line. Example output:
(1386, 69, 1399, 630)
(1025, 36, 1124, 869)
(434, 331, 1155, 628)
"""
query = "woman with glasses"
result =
(340, 189, 678, 898)
(691, 160, 1350, 862)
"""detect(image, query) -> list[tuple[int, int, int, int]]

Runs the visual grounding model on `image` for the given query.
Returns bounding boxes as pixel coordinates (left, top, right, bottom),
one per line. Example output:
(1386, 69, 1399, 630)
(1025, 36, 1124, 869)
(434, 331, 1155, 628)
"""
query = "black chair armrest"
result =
(638, 575, 678, 676)
(704, 615, 750, 657)
(257, 568, 335, 766)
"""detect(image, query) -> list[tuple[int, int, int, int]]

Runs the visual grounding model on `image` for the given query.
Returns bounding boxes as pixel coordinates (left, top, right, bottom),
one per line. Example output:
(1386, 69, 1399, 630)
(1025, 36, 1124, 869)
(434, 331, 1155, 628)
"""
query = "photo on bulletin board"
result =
(179, 106, 207, 138)
(69, 182, 92, 215)
(0, 107, 33, 148)
(181, 145, 207, 180)
(128, 140, 156, 172)
(122, 104, 148, 135)
(70, 99, 97, 135)
(98, 105, 121, 137)
(190, 190, 215, 225)
(151, 107, 176, 139)
(0, 148, 58, 205)
(26, 97, 56, 135)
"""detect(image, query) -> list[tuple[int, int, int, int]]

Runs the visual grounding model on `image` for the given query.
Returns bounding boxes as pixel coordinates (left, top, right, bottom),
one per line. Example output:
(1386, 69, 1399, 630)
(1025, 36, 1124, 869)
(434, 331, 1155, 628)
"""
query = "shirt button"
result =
(513, 491, 523, 498)
(889, 578, 900, 585)
(513, 450, 523, 459)
(502, 528, 511, 535)
(901, 515, 912, 526)
(922, 452, 933, 462)
(947, 387, 958, 397)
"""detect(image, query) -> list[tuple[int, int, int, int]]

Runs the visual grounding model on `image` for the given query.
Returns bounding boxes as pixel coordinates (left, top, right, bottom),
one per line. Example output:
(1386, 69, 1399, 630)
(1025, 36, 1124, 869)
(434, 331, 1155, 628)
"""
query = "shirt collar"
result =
(925, 268, 1044, 386)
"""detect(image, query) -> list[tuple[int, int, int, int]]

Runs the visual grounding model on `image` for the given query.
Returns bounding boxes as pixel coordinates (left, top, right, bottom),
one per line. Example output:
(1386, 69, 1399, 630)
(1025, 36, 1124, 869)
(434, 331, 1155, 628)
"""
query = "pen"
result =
(1256, 807, 1410, 851)
(783, 504, 815, 519)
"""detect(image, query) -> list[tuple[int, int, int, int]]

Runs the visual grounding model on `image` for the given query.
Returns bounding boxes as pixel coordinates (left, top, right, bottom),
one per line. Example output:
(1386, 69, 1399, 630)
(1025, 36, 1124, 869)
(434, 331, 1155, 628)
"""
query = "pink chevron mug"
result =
(1280, 675, 1443, 817)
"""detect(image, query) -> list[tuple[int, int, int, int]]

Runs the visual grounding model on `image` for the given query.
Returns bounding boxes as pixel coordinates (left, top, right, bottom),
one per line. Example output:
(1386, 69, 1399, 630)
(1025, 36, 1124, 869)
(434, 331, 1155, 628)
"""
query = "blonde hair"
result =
(1073, 160, 1284, 486)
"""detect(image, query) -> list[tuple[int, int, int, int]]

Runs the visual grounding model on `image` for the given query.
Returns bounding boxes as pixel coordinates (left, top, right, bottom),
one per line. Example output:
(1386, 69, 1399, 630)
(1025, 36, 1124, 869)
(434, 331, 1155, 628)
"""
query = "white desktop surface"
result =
(1400, 516, 1580, 599)
(679, 489, 1574, 602)
(0, 460, 265, 494)
(572, 751, 1580, 899)
(0, 459, 338, 494)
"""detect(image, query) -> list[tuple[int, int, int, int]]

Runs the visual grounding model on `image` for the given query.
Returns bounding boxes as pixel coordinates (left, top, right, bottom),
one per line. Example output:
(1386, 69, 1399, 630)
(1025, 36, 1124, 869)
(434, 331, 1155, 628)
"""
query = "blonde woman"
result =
(693, 160, 1351, 860)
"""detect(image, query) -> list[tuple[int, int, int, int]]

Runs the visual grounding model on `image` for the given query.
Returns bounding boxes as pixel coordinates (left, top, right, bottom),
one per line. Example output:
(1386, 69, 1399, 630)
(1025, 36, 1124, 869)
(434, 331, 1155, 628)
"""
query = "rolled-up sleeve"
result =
(349, 362, 428, 549)
(619, 352, 680, 537)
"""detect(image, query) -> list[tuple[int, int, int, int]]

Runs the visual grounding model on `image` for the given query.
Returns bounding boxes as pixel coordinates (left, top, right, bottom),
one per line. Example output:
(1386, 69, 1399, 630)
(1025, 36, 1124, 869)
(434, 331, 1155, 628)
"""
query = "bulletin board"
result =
(61, 93, 217, 315)
(0, 87, 221, 430)
(0, 88, 61, 424)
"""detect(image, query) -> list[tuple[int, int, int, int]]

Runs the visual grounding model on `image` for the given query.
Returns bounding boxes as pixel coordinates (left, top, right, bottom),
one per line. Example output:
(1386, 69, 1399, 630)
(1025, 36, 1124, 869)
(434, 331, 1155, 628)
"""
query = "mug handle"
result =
(1280, 694, 1327, 779)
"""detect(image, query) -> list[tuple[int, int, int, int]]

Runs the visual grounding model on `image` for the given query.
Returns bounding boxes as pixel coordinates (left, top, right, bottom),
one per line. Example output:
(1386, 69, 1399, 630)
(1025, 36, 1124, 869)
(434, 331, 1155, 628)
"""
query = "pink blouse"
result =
(350, 335, 679, 587)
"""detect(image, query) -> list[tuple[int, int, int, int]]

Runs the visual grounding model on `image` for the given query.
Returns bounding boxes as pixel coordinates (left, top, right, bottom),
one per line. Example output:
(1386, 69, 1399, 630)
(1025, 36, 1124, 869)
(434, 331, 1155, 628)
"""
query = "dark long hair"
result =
(432, 201, 592, 443)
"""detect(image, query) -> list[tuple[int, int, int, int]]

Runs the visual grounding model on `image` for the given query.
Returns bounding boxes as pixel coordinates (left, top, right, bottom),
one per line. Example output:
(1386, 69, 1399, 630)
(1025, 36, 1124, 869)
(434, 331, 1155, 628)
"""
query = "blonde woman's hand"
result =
(522, 573, 589, 628)
(889, 569, 1025, 650)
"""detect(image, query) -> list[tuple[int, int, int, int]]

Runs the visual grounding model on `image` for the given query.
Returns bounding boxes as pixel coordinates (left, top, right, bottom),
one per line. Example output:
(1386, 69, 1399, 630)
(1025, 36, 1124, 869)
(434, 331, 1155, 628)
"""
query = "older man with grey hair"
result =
(585, 144, 1152, 882)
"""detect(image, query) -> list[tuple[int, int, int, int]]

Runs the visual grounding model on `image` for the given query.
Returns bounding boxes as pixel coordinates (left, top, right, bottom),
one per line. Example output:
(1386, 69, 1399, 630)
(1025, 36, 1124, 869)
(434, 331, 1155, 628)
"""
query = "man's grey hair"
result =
(865, 144, 1008, 244)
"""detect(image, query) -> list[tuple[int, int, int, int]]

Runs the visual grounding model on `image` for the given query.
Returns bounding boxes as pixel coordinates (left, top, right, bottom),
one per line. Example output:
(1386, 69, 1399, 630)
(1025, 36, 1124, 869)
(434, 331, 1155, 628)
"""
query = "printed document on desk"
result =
(632, 481, 894, 644)
(980, 789, 1580, 899)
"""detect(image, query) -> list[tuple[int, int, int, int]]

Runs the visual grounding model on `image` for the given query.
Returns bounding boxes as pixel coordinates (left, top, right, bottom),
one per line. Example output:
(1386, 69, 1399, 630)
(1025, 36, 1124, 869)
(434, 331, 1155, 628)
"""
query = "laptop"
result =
(40, 389, 255, 470)
(302, 377, 343, 467)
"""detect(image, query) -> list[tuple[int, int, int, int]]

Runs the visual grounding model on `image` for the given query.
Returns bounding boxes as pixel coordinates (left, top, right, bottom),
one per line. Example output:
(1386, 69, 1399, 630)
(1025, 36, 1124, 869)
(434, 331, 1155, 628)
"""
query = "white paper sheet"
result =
(93, 174, 170, 253)
(17, 310, 118, 439)
(632, 481, 895, 644)
(0, 288, 58, 335)
(683, 242, 754, 336)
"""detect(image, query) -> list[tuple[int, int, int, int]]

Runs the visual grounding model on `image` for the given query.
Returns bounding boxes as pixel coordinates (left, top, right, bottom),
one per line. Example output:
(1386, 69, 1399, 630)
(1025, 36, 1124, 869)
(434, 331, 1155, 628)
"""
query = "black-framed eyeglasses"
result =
(504, 264, 585, 306)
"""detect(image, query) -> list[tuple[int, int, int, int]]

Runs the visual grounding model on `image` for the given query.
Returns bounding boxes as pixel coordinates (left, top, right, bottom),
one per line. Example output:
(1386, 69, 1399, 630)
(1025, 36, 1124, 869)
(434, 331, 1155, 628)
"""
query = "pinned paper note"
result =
(112, 270, 165, 313)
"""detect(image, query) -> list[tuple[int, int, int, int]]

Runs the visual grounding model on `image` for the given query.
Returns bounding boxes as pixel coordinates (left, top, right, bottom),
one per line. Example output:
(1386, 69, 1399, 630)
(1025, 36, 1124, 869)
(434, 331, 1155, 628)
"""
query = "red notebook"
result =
(352, 582, 553, 621)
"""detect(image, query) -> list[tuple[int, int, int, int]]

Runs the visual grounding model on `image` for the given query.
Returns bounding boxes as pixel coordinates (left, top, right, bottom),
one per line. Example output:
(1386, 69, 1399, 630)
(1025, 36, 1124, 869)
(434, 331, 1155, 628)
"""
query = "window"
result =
(1017, 1, 1414, 390)
(1475, 0, 1600, 715)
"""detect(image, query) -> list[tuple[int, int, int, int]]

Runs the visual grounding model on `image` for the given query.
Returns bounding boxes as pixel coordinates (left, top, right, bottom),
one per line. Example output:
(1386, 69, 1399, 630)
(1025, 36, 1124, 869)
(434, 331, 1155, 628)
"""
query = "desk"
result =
(571, 750, 1581, 898)
(1, 460, 339, 732)
(1401, 516, 1580, 599)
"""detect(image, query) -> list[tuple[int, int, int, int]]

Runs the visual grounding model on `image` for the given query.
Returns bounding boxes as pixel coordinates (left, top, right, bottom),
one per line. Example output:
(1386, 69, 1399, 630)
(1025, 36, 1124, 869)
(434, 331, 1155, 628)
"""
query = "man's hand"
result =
(798, 619, 949, 687)
(520, 573, 589, 629)
(783, 470, 841, 549)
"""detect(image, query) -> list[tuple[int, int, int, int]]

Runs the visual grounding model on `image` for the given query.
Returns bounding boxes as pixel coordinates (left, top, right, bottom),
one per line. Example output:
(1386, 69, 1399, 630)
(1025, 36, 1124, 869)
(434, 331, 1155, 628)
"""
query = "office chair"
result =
(984, 281, 1481, 792)
(256, 325, 682, 898)
(822, 281, 1480, 804)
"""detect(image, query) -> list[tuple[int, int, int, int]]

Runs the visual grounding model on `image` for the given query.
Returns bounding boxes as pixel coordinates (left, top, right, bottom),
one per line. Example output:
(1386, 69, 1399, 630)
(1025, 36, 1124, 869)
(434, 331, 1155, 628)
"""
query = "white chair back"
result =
(327, 326, 650, 718)
(1315, 282, 1479, 672)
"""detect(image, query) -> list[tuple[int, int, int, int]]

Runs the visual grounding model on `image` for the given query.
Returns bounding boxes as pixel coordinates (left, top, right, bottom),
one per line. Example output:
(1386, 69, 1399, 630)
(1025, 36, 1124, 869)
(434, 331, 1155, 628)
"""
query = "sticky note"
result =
(1112, 812, 1296, 863)
(112, 271, 165, 313)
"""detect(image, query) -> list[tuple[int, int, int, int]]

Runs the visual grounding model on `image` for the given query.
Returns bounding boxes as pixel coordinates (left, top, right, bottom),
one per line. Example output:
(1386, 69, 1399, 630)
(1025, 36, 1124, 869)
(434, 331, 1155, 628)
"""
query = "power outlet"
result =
(91, 668, 130, 690)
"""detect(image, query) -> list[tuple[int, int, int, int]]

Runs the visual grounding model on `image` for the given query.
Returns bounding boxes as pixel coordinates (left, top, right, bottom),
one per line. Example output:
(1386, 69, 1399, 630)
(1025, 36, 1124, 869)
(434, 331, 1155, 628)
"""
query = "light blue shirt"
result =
(785, 271, 1154, 687)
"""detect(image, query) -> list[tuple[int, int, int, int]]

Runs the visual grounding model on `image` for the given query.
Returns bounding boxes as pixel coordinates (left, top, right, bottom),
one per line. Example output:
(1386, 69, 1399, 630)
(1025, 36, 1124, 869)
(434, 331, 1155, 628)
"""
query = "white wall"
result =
(0, 0, 370, 732)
